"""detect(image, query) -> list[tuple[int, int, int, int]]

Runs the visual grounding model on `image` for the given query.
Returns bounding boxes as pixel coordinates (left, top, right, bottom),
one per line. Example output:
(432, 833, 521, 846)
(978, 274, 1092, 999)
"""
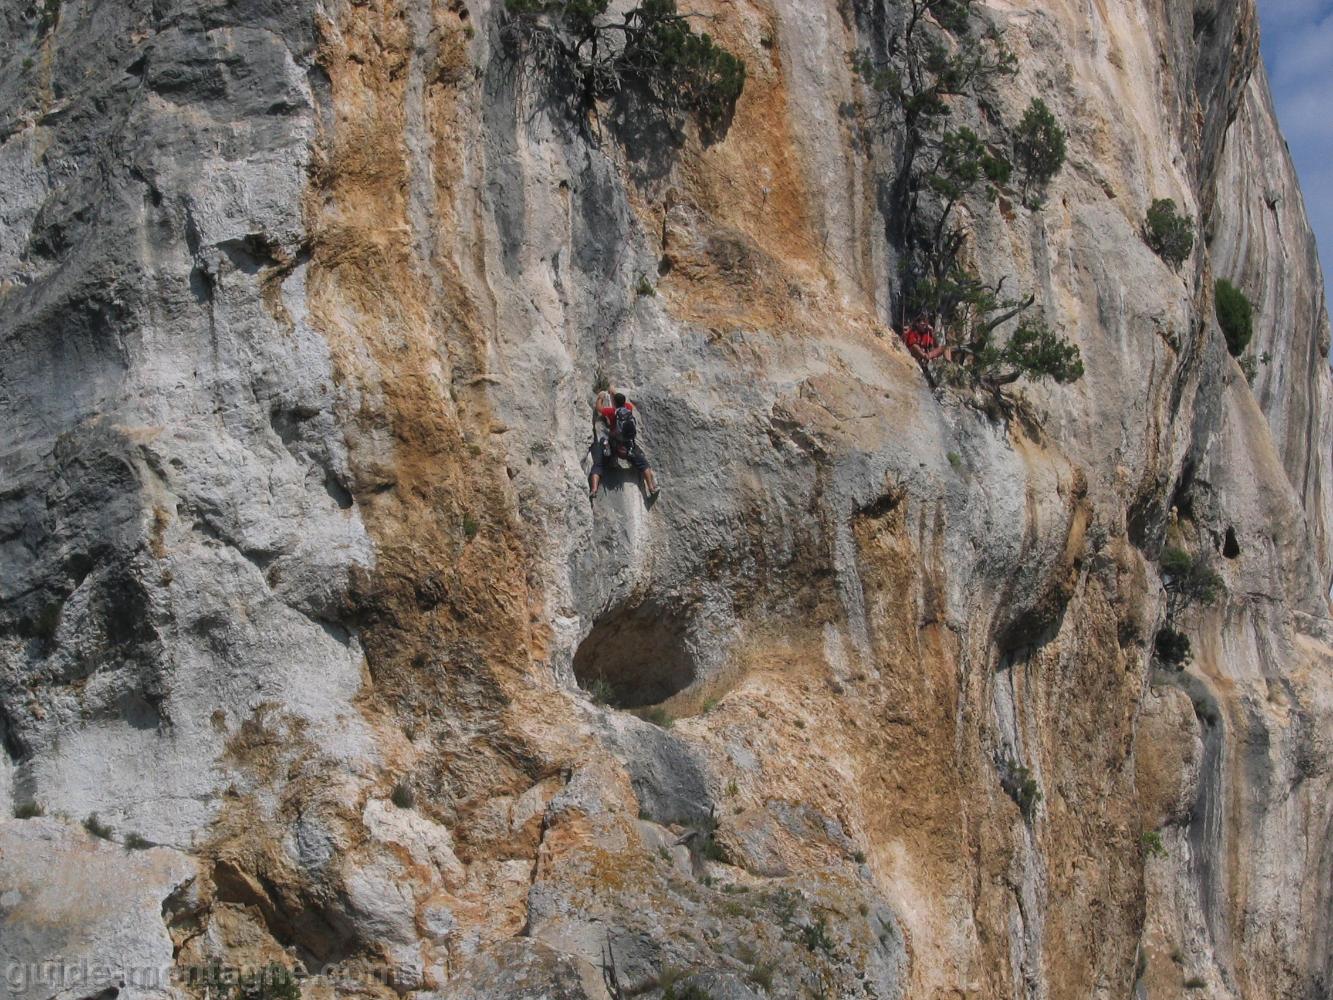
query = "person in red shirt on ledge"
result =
(902, 312, 949, 364)
(590, 391, 659, 499)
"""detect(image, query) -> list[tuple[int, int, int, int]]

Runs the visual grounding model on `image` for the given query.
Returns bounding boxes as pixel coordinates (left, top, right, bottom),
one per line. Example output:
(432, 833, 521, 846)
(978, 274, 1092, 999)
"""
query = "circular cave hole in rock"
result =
(573, 602, 696, 710)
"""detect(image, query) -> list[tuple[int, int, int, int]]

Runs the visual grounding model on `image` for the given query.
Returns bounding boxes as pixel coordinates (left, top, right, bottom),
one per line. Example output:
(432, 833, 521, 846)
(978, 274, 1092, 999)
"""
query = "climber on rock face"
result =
(902, 312, 949, 365)
(589, 390, 659, 499)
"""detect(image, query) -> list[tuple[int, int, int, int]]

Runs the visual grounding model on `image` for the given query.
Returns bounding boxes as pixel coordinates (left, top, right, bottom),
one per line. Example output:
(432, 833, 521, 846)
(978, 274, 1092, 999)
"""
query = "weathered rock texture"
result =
(1, 0, 1329, 998)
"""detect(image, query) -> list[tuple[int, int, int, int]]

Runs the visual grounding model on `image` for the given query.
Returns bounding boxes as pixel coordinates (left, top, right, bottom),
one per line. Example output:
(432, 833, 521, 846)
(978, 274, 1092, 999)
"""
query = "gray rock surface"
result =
(0, 0, 1329, 998)
(0, 818, 195, 1000)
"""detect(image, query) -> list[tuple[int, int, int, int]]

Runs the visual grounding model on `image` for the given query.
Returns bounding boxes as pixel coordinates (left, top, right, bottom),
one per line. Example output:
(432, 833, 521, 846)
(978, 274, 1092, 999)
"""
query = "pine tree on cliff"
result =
(503, 0, 745, 139)
(851, 0, 1083, 395)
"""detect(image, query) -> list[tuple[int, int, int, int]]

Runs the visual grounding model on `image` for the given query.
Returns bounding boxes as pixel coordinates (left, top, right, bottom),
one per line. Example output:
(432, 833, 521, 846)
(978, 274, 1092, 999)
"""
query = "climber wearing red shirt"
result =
(589, 392, 659, 498)
(902, 313, 948, 363)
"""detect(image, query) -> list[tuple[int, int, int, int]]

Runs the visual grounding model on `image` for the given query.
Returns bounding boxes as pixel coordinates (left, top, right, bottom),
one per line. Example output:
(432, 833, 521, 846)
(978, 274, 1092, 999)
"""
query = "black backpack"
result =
(613, 406, 637, 446)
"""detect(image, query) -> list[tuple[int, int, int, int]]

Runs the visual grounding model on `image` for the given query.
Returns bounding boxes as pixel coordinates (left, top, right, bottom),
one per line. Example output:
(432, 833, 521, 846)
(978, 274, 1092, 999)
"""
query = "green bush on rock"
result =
(503, 0, 745, 136)
(1214, 278, 1254, 357)
(1145, 198, 1195, 269)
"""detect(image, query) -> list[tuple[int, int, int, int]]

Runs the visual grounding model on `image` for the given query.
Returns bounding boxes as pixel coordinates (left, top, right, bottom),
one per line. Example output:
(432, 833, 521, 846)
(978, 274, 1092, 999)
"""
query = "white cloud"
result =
(1270, 82, 1333, 144)
(1260, 0, 1333, 32)
(1266, 9, 1333, 90)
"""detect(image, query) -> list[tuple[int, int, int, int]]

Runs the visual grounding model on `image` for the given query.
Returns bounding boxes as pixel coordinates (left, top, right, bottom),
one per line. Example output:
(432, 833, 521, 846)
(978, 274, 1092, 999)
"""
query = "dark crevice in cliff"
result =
(0, 701, 29, 762)
(210, 856, 362, 969)
(1222, 526, 1240, 559)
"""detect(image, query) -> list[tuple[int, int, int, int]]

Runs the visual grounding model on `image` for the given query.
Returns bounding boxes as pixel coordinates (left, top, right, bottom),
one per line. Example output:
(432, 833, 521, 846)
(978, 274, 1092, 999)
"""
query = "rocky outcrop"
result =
(1, 1, 1329, 998)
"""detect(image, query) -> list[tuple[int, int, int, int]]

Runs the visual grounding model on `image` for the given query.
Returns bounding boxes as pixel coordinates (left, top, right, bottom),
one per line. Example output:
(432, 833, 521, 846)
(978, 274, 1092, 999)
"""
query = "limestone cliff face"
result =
(1, 1, 1330, 999)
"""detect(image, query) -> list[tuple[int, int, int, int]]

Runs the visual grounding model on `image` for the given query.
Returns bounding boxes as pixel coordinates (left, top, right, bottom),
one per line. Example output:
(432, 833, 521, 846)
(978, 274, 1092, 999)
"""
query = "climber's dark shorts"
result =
(590, 439, 650, 478)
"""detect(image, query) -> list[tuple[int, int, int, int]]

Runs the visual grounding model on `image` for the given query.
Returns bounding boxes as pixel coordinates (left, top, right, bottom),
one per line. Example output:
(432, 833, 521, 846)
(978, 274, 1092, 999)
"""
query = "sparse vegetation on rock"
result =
(641, 705, 673, 727)
(1161, 546, 1225, 619)
(1153, 545, 1224, 669)
(502, 0, 745, 137)
(1142, 830, 1167, 859)
(1001, 760, 1041, 820)
(972, 318, 1085, 387)
(235, 965, 302, 1000)
(586, 675, 617, 705)
(1154, 625, 1191, 667)
(187, 963, 302, 1000)
(1145, 198, 1195, 269)
(1215, 278, 1254, 356)
(1239, 350, 1272, 385)
(83, 813, 113, 840)
(1013, 97, 1067, 201)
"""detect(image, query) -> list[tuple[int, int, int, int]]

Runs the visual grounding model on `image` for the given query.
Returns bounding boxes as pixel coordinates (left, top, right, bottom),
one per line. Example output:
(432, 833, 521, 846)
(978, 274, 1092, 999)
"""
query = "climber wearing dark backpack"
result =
(589, 391, 659, 499)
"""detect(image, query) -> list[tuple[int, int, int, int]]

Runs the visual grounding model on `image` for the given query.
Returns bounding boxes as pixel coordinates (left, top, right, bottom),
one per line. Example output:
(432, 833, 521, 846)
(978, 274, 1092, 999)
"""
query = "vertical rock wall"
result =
(0, 0, 1329, 998)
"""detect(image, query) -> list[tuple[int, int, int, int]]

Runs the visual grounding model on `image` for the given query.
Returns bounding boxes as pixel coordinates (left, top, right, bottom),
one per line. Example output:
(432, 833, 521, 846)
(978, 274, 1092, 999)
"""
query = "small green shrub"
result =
(124, 832, 153, 851)
(1214, 279, 1253, 356)
(636, 273, 656, 297)
(391, 781, 416, 809)
(853, 849, 866, 864)
(656, 966, 688, 995)
(665, 983, 713, 1000)
(800, 916, 836, 956)
(1013, 98, 1066, 198)
(1016, 772, 1041, 819)
(462, 513, 480, 540)
(235, 964, 302, 1000)
(1145, 198, 1195, 269)
(947, 451, 962, 470)
(503, 0, 746, 135)
(83, 814, 114, 840)
(13, 802, 43, 819)
(1142, 830, 1166, 859)
(700, 838, 727, 862)
(1238, 351, 1270, 385)
(768, 887, 798, 928)
(586, 677, 616, 706)
(1184, 977, 1206, 989)
(38, 0, 60, 34)
(746, 960, 776, 991)
(1003, 763, 1041, 819)
(1161, 547, 1225, 615)
(642, 706, 673, 728)
(725, 778, 739, 797)
(975, 319, 1084, 387)
(695, 812, 727, 862)
(1154, 626, 1191, 667)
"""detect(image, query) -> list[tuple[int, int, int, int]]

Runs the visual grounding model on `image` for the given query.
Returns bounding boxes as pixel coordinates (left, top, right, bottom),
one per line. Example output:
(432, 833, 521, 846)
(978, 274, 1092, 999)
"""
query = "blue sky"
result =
(1259, 0, 1333, 296)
